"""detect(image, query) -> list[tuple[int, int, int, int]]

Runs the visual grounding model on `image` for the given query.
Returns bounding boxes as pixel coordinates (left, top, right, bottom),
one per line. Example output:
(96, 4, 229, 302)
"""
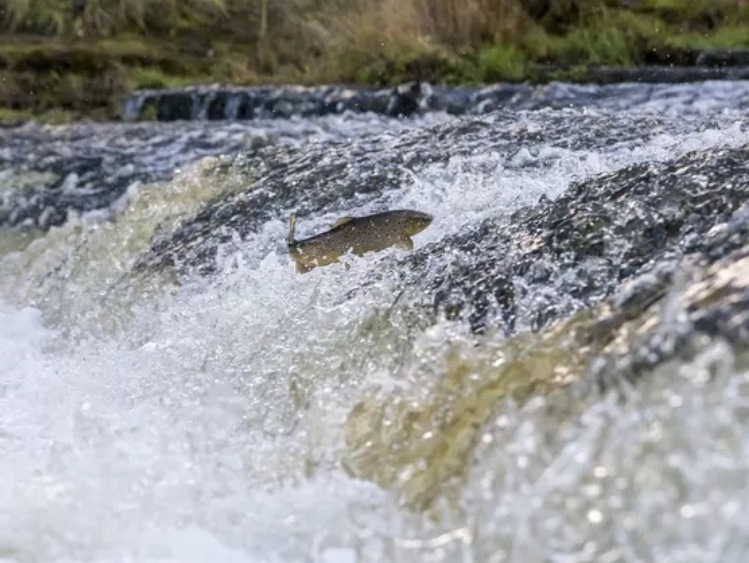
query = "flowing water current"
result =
(2, 81, 749, 562)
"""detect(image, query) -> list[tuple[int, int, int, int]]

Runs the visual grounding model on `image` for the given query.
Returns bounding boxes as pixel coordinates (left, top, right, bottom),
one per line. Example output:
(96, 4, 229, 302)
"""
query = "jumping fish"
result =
(287, 209, 433, 273)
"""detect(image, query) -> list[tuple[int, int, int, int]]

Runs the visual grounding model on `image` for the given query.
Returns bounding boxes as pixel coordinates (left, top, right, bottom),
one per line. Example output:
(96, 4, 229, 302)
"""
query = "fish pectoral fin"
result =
(294, 259, 310, 274)
(396, 236, 414, 251)
(332, 216, 354, 228)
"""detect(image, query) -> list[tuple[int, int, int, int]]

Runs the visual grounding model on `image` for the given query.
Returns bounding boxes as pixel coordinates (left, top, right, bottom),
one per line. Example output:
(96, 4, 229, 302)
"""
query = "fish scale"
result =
(287, 209, 433, 273)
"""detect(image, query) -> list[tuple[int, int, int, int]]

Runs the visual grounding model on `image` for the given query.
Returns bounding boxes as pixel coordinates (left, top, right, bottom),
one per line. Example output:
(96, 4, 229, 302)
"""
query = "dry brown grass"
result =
(0, 0, 229, 35)
(416, 0, 528, 48)
(319, 0, 433, 76)
(311, 0, 530, 82)
(3, 0, 749, 120)
(322, 0, 527, 51)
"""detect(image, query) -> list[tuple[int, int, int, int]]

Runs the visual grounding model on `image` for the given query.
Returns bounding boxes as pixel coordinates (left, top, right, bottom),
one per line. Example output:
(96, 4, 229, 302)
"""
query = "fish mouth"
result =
(410, 210, 433, 221)
(404, 210, 434, 234)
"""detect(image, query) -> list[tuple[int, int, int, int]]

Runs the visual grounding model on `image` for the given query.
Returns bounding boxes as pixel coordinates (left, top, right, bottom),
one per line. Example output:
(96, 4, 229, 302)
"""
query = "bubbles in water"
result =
(2, 99, 749, 561)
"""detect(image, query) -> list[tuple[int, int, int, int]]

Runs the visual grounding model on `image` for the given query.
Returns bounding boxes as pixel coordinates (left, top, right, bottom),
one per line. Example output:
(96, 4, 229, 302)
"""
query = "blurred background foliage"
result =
(1, 0, 748, 120)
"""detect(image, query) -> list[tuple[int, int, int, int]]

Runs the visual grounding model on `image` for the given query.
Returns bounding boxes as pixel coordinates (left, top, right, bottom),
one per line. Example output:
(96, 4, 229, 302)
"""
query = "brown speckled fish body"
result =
(287, 209, 433, 273)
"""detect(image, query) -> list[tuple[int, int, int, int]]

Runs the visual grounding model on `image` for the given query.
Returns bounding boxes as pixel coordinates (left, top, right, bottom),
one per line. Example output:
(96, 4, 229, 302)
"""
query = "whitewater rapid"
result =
(2, 81, 749, 562)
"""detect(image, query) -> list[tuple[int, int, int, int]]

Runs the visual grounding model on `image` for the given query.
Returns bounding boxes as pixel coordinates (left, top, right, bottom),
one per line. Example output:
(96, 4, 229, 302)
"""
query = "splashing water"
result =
(2, 84, 749, 562)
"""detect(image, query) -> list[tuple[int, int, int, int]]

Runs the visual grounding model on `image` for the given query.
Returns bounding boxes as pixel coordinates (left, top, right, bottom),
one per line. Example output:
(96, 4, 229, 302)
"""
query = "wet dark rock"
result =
(691, 250, 749, 347)
(121, 72, 749, 122)
(134, 139, 413, 275)
(696, 49, 749, 67)
(0, 121, 261, 229)
(125, 109, 749, 348)
(4, 101, 749, 367)
(576, 65, 749, 84)
(4, 82, 749, 232)
(388, 144, 749, 334)
(122, 84, 408, 122)
(156, 91, 195, 121)
(4, 90, 749, 404)
(0, 116, 431, 230)
(385, 82, 422, 118)
(584, 233, 749, 391)
(132, 110, 732, 276)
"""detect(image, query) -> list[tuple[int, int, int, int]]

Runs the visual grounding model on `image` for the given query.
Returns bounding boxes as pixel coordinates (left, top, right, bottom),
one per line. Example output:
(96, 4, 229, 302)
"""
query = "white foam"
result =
(2, 105, 749, 561)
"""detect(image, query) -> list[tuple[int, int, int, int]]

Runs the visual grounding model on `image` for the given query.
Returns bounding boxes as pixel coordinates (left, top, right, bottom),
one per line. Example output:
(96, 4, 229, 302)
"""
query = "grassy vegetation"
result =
(1, 0, 749, 121)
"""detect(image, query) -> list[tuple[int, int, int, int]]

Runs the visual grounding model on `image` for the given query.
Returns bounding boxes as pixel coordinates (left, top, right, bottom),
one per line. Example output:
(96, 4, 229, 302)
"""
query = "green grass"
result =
(472, 44, 527, 82)
(664, 23, 749, 50)
(131, 67, 195, 90)
(2, 0, 749, 122)
(0, 106, 76, 123)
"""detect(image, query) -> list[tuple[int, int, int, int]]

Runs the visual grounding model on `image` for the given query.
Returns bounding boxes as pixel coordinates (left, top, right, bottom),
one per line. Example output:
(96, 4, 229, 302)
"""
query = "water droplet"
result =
(680, 504, 697, 518)
(321, 547, 357, 563)
(583, 483, 602, 498)
(593, 466, 608, 478)
(495, 415, 509, 428)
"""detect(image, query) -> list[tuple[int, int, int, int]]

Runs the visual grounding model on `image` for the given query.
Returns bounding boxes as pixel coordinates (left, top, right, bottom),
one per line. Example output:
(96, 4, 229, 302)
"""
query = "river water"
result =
(2, 81, 749, 562)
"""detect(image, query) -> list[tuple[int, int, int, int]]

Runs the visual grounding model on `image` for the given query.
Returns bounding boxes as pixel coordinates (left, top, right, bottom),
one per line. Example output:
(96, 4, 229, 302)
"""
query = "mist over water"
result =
(3, 82, 749, 562)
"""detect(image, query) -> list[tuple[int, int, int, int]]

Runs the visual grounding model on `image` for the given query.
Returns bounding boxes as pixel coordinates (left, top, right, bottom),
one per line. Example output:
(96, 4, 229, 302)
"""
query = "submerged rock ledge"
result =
(342, 207, 749, 513)
(4, 84, 749, 232)
(340, 143, 749, 511)
(132, 115, 749, 378)
(391, 143, 749, 336)
(123, 65, 749, 122)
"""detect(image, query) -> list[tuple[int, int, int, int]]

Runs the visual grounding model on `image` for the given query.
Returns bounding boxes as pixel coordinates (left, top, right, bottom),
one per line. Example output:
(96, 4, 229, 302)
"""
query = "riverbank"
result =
(2, 0, 749, 122)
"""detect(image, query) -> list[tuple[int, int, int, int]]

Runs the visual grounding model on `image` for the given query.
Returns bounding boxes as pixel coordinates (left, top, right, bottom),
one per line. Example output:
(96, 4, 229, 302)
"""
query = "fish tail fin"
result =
(287, 214, 297, 246)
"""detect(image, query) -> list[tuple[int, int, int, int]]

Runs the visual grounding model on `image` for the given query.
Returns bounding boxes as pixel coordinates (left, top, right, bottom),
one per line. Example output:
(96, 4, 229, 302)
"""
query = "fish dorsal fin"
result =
(333, 216, 354, 228)
(287, 214, 297, 246)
